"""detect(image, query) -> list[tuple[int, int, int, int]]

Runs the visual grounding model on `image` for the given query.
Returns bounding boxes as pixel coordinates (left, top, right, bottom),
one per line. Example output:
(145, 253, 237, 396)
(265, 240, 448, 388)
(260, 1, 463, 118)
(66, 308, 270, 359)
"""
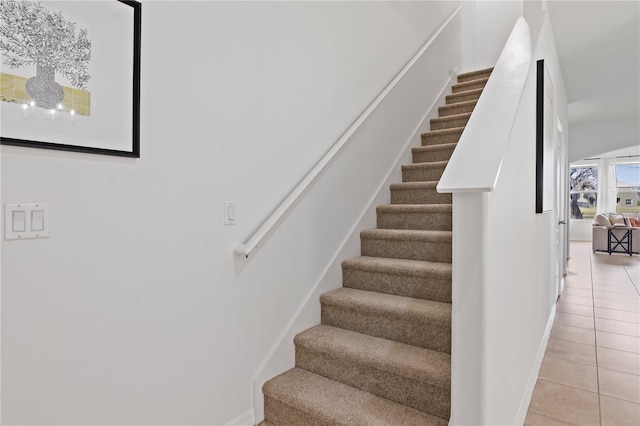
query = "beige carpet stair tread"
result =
(414, 142, 457, 153)
(438, 99, 477, 116)
(457, 67, 493, 82)
(293, 325, 451, 417)
(430, 112, 471, 129)
(402, 161, 448, 182)
(390, 182, 451, 204)
(295, 325, 451, 388)
(452, 77, 489, 93)
(402, 160, 448, 170)
(321, 288, 451, 352)
(391, 181, 439, 190)
(320, 287, 451, 322)
(257, 422, 273, 426)
(360, 228, 452, 263)
(421, 127, 465, 139)
(412, 143, 457, 163)
(376, 204, 452, 231)
(263, 368, 448, 426)
(343, 256, 451, 277)
(342, 256, 452, 302)
(445, 88, 483, 104)
(361, 228, 452, 242)
(377, 204, 452, 214)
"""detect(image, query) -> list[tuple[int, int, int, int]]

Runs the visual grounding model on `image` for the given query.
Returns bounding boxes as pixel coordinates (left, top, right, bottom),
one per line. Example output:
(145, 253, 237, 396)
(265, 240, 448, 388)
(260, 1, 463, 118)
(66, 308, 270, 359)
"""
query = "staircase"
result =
(261, 67, 493, 426)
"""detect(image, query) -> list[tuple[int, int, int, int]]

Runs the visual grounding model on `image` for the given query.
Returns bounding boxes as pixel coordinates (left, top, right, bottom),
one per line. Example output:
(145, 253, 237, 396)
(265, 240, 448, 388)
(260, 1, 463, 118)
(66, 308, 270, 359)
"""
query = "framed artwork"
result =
(0, 0, 141, 157)
(536, 59, 555, 213)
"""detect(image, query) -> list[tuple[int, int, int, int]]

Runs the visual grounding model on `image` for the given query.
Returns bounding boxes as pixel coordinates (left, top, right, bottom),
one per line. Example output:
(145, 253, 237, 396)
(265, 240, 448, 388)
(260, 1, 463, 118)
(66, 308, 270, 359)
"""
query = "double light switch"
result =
(4, 203, 50, 240)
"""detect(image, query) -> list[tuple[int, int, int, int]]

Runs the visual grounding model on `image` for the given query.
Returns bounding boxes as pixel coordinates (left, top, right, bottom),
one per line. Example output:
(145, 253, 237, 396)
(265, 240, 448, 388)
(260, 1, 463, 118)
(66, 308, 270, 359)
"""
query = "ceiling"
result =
(547, 1, 639, 125)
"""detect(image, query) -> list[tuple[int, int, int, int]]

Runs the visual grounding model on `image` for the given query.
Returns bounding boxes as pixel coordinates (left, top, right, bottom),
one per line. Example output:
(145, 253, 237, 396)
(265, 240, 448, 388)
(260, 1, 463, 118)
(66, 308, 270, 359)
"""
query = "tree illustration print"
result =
(0, 0, 91, 110)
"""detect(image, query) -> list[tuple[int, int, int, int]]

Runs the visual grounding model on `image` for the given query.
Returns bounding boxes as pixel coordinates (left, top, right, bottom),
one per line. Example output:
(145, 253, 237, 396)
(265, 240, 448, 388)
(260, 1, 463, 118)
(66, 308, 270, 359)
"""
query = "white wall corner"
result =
(450, 192, 490, 425)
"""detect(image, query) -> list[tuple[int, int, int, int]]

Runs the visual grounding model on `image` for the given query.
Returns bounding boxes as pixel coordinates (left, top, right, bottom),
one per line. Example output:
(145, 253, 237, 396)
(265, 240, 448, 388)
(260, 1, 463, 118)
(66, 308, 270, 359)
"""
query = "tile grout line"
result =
(590, 250, 603, 426)
(623, 265, 640, 295)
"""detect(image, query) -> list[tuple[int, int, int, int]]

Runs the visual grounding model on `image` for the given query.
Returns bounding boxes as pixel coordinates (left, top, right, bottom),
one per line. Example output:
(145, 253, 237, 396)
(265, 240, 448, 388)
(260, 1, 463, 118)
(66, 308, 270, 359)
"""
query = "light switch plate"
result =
(224, 201, 236, 226)
(4, 203, 50, 240)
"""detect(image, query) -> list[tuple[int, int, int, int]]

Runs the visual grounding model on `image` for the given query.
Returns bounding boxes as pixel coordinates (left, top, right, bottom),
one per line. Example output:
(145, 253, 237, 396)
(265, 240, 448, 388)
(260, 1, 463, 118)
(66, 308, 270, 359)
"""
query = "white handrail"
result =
(234, 6, 463, 258)
(437, 17, 532, 194)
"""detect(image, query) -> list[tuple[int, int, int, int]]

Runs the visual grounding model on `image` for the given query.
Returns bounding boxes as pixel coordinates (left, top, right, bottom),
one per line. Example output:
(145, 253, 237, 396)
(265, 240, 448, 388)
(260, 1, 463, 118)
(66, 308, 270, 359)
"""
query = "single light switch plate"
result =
(224, 201, 236, 226)
(4, 203, 50, 240)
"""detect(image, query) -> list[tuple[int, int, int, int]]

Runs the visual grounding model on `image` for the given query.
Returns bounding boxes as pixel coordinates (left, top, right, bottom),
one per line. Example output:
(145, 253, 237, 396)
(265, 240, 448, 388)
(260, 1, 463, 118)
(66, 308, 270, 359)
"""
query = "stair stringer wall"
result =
(251, 17, 463, 423)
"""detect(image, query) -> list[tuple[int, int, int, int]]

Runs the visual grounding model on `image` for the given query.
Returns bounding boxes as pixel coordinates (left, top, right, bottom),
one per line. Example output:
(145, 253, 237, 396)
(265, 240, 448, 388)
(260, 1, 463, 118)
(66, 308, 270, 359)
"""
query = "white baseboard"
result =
(513, 304, 556, 424)
(226, 409, 255, 426)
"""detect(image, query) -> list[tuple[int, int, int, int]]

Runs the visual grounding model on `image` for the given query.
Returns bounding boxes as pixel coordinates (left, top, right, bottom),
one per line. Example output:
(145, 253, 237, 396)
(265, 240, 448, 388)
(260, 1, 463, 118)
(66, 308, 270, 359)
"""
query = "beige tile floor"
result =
(525, 241, 640, 425)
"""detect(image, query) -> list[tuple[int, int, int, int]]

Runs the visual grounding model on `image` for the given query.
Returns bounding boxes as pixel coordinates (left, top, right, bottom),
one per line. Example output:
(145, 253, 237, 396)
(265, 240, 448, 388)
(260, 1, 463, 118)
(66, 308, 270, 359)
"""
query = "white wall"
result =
(448, 9, 569, 424)
(460, 0, 523, 72)
(570, 220, 593, 241)
(569, 116, 640, 163)
(0, 1, 460, 424)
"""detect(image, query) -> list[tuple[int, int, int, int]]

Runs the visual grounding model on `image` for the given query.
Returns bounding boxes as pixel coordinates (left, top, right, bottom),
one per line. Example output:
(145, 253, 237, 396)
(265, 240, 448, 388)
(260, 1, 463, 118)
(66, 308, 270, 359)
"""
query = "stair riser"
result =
(452, 79, 487, 93)
(377, 211, 452, 231)
(431, 116, 469, 131)
(422, 132, 462, 146)
(390, 188, 452, 204)
(422, 131, 463, 146)
(321, 304, 451, 352)
(361, 236, 452, 263)
(264, 396, 325, 426)
(438, 102, 475, 117)
(413, 146, 455, 163)
(446, 90, 482, 105)
(295, 347, 451, 419)
(342, 267, 451, 303)
(402, 166, 446, 182)
(458, 70, 492, 83)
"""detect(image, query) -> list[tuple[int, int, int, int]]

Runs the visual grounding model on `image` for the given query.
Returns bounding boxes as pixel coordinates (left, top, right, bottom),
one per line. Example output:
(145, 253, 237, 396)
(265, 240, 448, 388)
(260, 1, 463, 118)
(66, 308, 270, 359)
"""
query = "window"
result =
(570, 166, 598, 219)
(615, 162, 640, 216)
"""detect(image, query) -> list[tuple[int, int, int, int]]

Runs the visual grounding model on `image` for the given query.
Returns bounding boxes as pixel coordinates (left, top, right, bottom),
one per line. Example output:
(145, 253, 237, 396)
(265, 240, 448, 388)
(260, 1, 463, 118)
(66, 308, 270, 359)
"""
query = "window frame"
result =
(569, 162, 599, 221)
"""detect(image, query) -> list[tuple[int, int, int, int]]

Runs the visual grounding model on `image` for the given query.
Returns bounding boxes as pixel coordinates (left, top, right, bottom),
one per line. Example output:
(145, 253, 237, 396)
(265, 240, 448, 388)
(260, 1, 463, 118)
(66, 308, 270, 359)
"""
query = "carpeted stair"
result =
(261, 67, 492, 425)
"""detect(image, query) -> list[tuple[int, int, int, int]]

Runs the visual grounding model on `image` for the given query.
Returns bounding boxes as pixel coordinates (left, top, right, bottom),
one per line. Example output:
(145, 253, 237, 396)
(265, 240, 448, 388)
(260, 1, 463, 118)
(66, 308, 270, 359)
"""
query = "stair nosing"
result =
(361, 228, 452, 240)
(390, 181, 439, 189)
(402, 161, 448, 170)
(458, 66, 493, 79)
(454, 76, 490, 86)
(439, 99, 477, 109)
(431, 112, 471, 122)
(453, 77, 489, 88)
(446, 87, 483, 97)
(377, 204, 452, 213)
(413, 142, 457, 152)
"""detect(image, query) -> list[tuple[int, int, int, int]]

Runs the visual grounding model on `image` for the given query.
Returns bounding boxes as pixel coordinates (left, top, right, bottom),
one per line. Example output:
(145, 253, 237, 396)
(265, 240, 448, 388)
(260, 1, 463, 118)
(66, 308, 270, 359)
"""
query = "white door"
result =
(555, 119, 568, 297)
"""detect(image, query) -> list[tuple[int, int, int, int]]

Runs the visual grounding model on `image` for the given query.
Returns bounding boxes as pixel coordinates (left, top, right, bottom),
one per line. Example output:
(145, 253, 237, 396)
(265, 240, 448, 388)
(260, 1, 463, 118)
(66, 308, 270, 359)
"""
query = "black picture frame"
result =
(0, 0, 141, 158)
(536, 59, 554, 213)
